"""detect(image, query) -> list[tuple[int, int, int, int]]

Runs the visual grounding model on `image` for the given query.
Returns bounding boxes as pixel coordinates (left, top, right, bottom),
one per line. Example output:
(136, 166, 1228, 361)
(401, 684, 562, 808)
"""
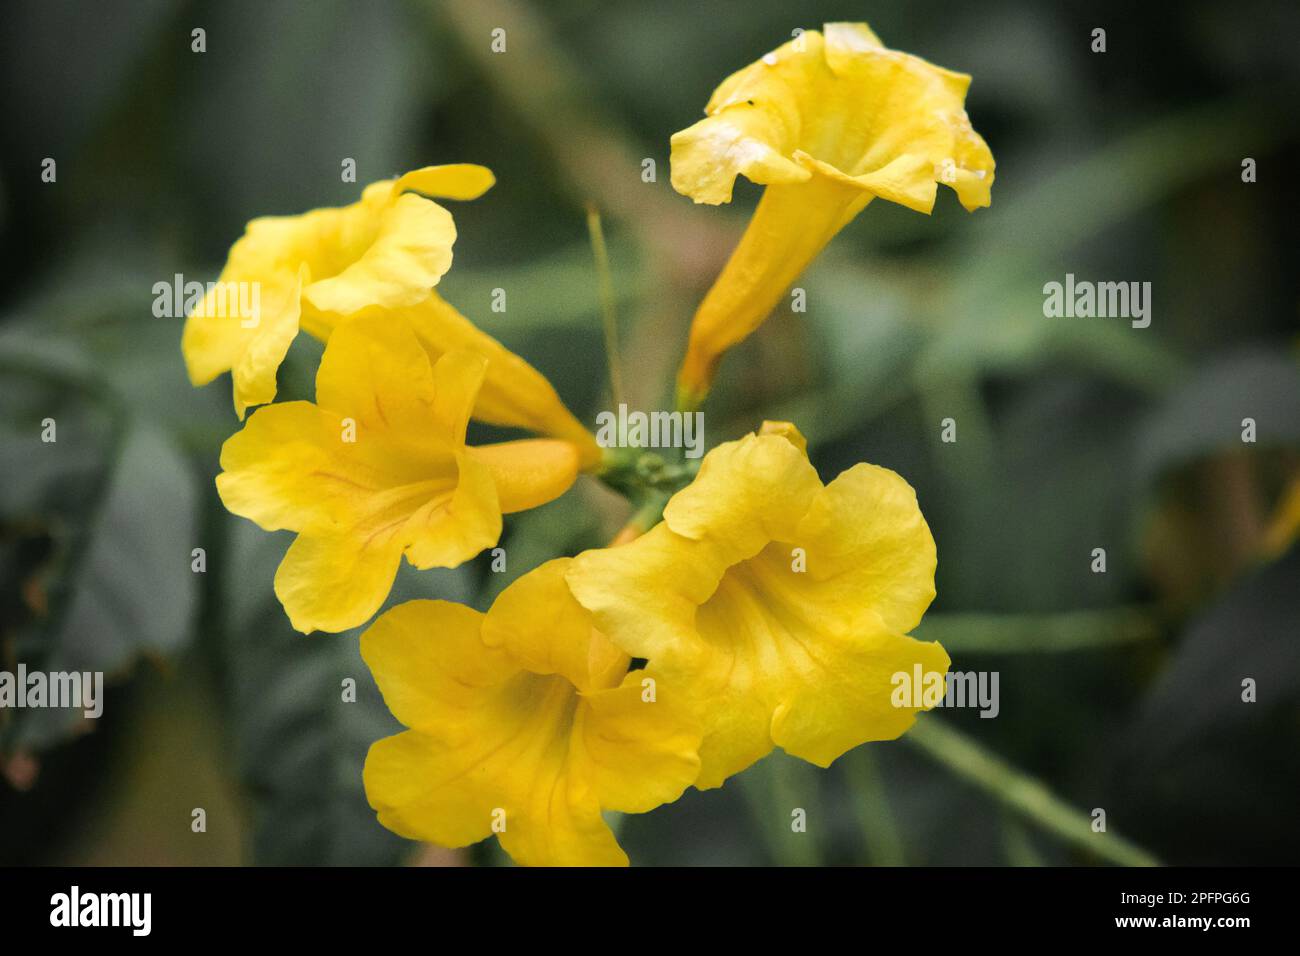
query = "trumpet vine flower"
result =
(362, 559, 701, 866)
(182, 164, 493, 417)
(216, 313, 582, 634)
(567, 423, 950, 789)
(670, 22, 996, 406)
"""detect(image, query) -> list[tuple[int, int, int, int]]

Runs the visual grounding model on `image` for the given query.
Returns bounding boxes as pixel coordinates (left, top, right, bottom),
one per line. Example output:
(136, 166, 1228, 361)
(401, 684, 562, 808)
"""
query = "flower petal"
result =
(686, 539, 945, 784)
(361, 599, 630, 866)
(496, 776, 627, 867)
(793, 462, 937, 634)
(181, 263, 307, 418)
(573, 672, 702, 814)
(481, 558, 628, 693)
(180, 274, 258, 388)
(569, 425, 946, 788)
(364, 730, 499, 850)
(303, 191, 457, 318)
(361, 599, 518, 735)
(769, 619, 951, 768)
(400, 449, 502, 571)
(274, 528, 405, 634)
(758, 419, 808, 453)
(663, 433, 821, 556)
(674, 177, 870, 404)
(215, 400, 357, 533)
(219, 312, 509, 632)
(229, 265, 309, 418)
(675, 24, 994, 207)
(669, 112, 809, 205)
(314, 311, 482, 453)
(469, 439, 580, 514)
(395, 164, 496, 201)
(429, 349, 488, 449)
(183, 167, 500, 414)
(566, 522, 720, 668)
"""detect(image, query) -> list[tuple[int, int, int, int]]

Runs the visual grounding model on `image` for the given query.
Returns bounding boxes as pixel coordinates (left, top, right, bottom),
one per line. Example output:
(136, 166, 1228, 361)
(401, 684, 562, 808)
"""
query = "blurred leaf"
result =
(0, 250, 230, 444)
(953, 97, 1287, 299)
(180, 0, 439, 245)
(0, 0, 173, 163)
(217, 518, 474, 865)
(1136, 350, 1300, 484)
(57, 661, 244, 865)
(806, 259, 926, 395)
(0, 343, 198, 752)
(438, 235, 644, 336)
(34, 426, 198, 675)
(917, 286, 1187, 393)
(1115, 547, 1300, 863)
(917, 606, 1160, 654)
(927, 377, 1151, 612)
(1001, 814, 1047, 866)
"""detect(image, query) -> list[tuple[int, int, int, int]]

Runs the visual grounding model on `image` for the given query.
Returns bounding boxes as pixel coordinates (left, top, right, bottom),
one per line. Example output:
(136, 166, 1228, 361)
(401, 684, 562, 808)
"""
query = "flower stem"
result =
(844, 748, 906, 866)
(739, 755, 822, 866)
(585, 203, 625, 410)
(906, 717, 1161, 866)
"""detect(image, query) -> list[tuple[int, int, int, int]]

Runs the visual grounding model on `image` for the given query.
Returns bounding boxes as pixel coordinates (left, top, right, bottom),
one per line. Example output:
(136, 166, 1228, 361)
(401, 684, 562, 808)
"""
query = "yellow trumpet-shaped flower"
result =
(362, 559, 702, 866)
(182, 164, 494, 418)
(567, 422, 950, 789)
(670, 22, 996, 406)
(215, 312, 582, 634)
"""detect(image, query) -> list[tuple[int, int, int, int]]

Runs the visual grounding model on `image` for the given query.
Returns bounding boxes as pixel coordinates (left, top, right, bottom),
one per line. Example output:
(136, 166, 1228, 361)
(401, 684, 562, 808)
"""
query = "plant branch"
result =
(586, 203, 626, 409)
(906, 717, 1160, 867)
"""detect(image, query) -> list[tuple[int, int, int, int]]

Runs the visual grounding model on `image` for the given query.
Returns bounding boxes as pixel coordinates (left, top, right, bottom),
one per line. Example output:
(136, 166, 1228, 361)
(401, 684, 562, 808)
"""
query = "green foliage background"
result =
(0, 0, 1297, 865)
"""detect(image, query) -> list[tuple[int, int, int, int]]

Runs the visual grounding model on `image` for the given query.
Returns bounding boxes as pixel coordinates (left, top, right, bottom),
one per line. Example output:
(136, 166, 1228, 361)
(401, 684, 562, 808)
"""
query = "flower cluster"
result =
(182, 22, 993, 865)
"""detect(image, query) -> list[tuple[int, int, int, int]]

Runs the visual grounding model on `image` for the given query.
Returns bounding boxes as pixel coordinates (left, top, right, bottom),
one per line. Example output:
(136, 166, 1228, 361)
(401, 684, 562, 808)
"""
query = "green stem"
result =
(843, 748, 906, 866)
(585, 203, 626, 409)
(1001, 812, 1047, 866)
(739, 756, 821, 866)
(906, 717, 1160, 867)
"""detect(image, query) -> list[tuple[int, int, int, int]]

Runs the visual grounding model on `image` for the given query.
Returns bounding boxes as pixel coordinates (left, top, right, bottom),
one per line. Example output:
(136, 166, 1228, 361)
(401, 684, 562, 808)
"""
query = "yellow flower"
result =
(362, 559, 701, 866)
(566, 422, 949, 789)
(182, 164, 493, 417)
(216, 312, 582, 634)
(670, 22, 996, 406)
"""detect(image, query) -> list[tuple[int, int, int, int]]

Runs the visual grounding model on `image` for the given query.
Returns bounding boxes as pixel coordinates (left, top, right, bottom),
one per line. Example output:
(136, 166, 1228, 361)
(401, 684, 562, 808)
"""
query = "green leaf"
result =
(1135, 350, 1300, 484)
(1112, 548, 1300, 863)
(2, 415, 199, 752)
(216, 518, 475, 865)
